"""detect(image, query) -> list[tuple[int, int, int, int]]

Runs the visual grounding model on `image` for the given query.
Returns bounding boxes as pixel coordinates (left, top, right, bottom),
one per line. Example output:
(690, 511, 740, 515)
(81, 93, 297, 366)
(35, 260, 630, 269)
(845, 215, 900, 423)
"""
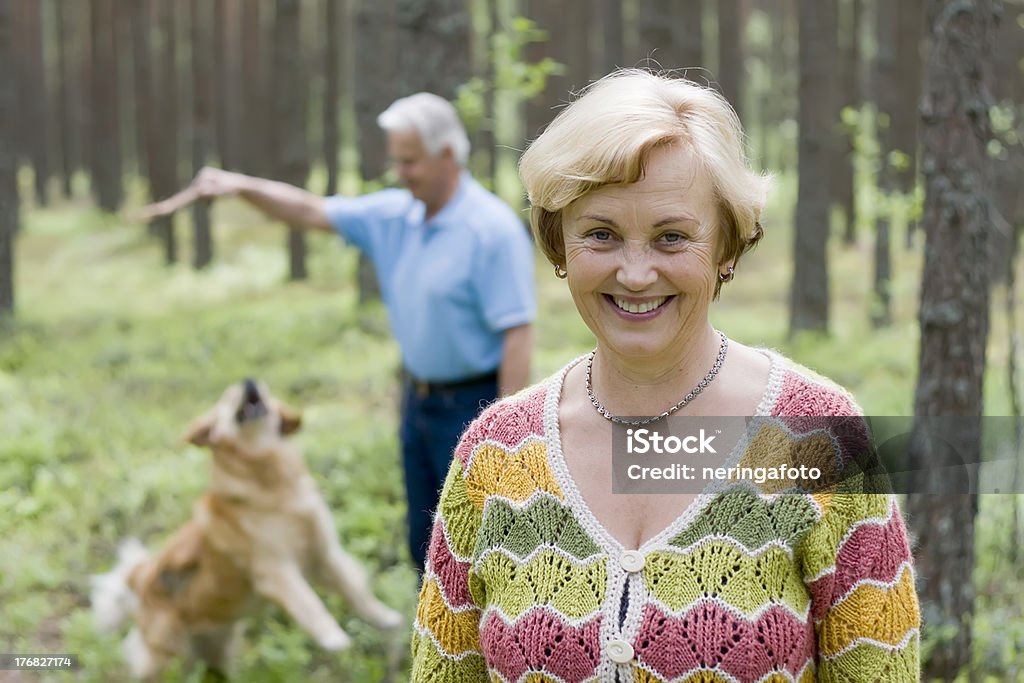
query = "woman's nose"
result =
(615, 244, 658, 290)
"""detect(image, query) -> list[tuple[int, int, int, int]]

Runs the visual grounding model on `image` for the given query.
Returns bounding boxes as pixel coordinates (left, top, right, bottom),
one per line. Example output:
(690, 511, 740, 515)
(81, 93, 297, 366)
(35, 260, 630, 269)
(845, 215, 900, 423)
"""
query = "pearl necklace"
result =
(585, 331, 729, 426)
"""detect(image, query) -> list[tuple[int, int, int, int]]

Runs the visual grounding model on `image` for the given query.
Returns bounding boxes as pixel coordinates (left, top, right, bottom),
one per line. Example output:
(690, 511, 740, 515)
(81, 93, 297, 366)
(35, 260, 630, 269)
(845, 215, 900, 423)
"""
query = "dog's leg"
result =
(317, 545, 403, 630)
(253, 562, 351, 651)
(127, 611, 187, 682)
(312, 504, 404, 630)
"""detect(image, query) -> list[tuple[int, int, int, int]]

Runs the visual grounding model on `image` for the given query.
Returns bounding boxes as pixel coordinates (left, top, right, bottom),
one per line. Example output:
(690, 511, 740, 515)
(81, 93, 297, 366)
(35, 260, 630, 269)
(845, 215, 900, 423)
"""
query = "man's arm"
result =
(136, 167, 334, 233)
(498, 324, 532, 397)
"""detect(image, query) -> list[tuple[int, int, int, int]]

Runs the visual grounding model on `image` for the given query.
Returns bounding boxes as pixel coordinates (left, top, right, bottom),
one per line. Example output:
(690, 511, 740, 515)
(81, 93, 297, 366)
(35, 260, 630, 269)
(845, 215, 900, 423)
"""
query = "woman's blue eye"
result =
(661, 232, 687, 244)
(589, 229, 612, 241)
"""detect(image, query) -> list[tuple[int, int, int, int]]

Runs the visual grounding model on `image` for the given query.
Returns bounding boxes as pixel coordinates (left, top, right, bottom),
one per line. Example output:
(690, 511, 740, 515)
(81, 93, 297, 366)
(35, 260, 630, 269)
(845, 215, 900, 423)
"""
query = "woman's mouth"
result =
(604, 294, 674, 318)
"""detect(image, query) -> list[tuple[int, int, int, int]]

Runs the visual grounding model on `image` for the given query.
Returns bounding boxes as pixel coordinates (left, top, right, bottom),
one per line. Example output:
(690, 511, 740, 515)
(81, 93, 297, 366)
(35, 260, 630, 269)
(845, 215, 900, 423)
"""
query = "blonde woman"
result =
(411, 70, 920, 682)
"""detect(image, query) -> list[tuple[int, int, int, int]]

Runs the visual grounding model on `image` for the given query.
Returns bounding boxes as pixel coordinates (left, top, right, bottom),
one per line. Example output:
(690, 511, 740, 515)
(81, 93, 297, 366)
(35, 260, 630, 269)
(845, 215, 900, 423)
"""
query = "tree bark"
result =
(395, 0, 472, 100)
(593, 0, 625, 79)
(191, 0, 213, 269)
(766, 0, 798, 173)
(54, 0, 79, 199)
(525, 0, 569, 139)
(241, 0, 268, 177)
(837, 0, 860, 245)
(717, 0, 744, 122)
(790, 0, 836, 335)
(214, 0, 237, 171)
(132, 0, 156, 203)
(323, 0, 342, 196)
(355, 0, 395, 182)
(353, 0, 394, 303)
(906, 1, 999, 679)
(89, 0, 124, 212)
(639, 0, 676, 70)
(0, 0, 16, 316)
(155, 0, 180, 263)
(272, 0, 310, 281)
(22, 0, 48, 206)
(989, 0, 1023, 284)
(870, 0, 898, 326)
(674, 0, 703, 77)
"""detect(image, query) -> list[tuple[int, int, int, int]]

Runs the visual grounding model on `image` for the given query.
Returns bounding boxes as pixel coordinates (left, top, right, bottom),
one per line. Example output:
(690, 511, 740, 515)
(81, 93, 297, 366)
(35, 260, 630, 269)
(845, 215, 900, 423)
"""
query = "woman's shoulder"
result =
(757, 348, 864, 417)
(452, 370, 563, 467)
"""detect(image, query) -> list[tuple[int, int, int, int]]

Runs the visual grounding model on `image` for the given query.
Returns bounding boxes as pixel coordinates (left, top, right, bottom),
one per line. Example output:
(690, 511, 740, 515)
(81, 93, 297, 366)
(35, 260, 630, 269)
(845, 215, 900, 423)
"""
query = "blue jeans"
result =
(400, 375, 498, 571)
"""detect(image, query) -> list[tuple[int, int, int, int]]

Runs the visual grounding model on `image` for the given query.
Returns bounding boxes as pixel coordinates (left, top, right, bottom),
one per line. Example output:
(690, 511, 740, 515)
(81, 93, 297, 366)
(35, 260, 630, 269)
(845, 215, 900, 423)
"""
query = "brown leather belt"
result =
(404, 369, 499, 398)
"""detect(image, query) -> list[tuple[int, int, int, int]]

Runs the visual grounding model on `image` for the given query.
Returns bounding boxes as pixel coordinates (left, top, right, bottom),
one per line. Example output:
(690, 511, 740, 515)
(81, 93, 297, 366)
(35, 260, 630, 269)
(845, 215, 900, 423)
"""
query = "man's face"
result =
(387, 129, 452, 207)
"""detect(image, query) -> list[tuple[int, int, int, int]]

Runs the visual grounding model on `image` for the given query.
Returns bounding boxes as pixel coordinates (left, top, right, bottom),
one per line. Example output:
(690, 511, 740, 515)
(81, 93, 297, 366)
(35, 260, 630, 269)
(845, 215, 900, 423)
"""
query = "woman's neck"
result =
(589, 324, 722, 417)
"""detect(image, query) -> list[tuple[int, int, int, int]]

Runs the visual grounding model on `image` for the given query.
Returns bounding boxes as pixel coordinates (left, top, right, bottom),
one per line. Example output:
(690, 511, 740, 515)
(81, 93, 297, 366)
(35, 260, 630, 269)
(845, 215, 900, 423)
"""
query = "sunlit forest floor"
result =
(1, 171, 1022, 681)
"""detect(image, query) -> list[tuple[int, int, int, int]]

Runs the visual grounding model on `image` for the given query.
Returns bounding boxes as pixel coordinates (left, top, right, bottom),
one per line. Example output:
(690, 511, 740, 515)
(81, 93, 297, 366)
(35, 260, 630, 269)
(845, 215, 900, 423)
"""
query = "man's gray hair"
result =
(377, 93, 471, 166)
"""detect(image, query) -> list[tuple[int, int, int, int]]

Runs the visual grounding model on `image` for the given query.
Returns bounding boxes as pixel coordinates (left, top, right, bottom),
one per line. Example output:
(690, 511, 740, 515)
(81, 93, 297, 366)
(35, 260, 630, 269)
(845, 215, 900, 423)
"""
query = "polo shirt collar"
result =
(422, 171, 472, 230)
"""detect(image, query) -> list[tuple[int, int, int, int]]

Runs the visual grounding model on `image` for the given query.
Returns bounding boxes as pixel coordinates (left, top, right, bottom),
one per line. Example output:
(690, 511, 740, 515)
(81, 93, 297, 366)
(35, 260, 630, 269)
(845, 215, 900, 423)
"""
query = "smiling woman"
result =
(410, 69, 922, 682)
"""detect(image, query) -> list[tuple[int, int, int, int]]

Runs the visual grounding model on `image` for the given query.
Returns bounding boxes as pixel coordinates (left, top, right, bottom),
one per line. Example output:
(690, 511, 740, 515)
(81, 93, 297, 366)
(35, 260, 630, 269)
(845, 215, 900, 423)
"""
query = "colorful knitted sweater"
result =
(410, 352, 921, 682)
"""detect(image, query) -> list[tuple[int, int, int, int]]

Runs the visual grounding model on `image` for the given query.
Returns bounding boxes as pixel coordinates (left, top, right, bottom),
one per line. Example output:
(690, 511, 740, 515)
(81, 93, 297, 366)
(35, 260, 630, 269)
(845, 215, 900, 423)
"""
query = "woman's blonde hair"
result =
(518, 69, 770, 296)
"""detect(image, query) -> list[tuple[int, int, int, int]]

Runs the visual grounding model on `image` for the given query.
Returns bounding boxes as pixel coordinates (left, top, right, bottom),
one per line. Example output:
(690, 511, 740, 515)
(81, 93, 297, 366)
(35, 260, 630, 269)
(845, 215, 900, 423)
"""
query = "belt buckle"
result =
(414, 379, 430, 398)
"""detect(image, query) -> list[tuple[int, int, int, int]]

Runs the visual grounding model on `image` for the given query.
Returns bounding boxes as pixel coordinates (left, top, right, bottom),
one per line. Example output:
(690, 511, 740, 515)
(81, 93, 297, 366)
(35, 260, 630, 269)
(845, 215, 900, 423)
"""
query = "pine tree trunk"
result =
(354, 0, 396, 302)
(837, 0, 860, 245)
(191, 0, 213, 269)
(593, 0, 624, 78)
(156, 0, 179, 264)
(355, 0, 395, 182)
(23, 0, 48, 206)
(323, 0, 341, 196)
(55, 0, 78, 199)
(525, 0, 568, 139)
(241, 0, 267, 177)
(132, 0, 156, 203)
(0, 0, 16, 315)
(272, 0, 309, 281)
(790, 0, 835, 335)
(673, 0, 703, 77)
(639, 0, 676, 69)
(989, 2, 1023, 284)
(395, 0, 472, 100)
(906, 2, 999, 678)
(89, 0, 124, 212)
(717, 0, 744, 122)
(214, 0, 237, 171)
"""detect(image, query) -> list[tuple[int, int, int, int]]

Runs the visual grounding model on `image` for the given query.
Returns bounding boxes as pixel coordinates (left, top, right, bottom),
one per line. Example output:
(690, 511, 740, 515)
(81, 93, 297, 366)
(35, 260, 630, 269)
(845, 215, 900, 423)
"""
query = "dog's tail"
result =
(91, 538, 149, 634)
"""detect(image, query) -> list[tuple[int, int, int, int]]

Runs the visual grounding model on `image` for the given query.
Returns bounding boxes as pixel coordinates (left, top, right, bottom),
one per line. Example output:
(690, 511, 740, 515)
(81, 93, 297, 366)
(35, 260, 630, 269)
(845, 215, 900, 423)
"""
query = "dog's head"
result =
(181, 378, 301, 450)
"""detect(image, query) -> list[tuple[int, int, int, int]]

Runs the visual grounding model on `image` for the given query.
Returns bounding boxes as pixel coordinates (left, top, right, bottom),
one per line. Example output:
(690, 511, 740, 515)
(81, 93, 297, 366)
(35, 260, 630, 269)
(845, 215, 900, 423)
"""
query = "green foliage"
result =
(3, 166, 1023, 679)
(454, 15, 563, 139)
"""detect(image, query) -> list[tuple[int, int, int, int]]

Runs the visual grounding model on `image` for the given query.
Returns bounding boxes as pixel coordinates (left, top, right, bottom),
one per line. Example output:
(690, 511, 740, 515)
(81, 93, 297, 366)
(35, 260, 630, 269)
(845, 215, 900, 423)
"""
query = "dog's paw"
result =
(318, 629, 352, 652)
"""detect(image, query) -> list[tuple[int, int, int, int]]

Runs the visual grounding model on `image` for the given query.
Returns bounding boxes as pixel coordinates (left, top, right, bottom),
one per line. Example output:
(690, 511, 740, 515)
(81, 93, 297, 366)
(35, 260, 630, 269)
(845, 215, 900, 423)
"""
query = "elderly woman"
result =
(410, 70, 920, 682)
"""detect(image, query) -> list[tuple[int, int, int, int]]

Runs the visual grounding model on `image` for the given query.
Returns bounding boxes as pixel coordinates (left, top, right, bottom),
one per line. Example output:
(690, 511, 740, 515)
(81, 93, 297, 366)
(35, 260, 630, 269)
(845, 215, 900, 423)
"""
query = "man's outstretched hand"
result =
(129, 167, 245, 222)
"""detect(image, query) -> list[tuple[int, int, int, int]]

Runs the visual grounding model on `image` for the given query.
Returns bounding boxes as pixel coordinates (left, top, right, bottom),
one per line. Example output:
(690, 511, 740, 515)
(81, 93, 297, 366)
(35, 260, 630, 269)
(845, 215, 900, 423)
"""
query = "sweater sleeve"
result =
(800, 488, 921, 682)
(410, 447, 487, 681)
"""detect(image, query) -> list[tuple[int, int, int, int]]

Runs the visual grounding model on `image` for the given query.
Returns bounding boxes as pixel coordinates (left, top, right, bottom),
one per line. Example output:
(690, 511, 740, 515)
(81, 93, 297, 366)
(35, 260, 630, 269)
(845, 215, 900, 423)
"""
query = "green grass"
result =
(1, 169, 1022, 681)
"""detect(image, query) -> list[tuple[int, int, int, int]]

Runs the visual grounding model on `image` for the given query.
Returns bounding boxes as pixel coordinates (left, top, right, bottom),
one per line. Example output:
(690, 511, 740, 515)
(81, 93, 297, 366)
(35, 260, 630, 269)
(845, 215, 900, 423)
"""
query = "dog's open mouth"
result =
(235, 378, 269, 424)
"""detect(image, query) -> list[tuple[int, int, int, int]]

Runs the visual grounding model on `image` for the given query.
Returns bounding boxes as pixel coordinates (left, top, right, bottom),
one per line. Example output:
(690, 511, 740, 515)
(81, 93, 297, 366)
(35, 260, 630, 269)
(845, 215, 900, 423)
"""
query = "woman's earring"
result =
(554, 264, 568, 279)
(718, 266, 735, 283)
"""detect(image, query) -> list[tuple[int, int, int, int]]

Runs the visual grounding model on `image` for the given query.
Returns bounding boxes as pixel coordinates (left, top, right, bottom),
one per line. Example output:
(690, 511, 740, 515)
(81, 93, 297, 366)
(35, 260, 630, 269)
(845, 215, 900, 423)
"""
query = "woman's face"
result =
(561, 143, 722, 363)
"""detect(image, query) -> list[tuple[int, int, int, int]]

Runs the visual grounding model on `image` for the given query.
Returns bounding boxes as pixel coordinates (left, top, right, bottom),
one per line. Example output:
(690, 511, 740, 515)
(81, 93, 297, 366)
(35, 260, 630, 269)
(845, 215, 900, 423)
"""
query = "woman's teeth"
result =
(613, 296, 667, 314)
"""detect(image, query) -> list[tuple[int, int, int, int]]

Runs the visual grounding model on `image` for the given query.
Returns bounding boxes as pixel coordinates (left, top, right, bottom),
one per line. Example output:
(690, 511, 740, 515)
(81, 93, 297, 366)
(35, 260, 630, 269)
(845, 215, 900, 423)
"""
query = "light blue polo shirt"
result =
(324, 174, 536, 382)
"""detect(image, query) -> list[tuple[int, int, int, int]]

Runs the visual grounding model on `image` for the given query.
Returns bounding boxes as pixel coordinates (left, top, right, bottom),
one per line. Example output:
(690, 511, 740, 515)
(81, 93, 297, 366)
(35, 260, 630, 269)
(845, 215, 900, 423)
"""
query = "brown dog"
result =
(91, 379, 403, 680)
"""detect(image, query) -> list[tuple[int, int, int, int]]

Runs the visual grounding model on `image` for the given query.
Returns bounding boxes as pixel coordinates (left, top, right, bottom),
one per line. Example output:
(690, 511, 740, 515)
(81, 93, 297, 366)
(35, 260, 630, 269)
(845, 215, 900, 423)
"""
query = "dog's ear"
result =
(279, 404, 302, 435)
(181, 410, 215, 447)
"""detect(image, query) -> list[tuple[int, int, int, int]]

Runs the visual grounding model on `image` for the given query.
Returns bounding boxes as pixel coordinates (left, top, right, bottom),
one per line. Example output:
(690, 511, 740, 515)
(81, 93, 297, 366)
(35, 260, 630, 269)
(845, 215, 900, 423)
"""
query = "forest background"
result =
(0, 0, 1022, 681)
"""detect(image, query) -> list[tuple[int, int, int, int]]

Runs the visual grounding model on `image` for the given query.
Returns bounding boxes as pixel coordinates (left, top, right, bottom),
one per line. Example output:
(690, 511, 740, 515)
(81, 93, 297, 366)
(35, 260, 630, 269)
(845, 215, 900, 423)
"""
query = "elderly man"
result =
(156, 93, 535, 570)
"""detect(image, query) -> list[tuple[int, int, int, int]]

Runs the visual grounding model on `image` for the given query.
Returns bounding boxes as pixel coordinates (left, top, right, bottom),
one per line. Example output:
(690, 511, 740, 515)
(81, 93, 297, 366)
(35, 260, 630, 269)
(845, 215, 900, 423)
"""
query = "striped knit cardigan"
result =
(411, 352, 921, 682)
